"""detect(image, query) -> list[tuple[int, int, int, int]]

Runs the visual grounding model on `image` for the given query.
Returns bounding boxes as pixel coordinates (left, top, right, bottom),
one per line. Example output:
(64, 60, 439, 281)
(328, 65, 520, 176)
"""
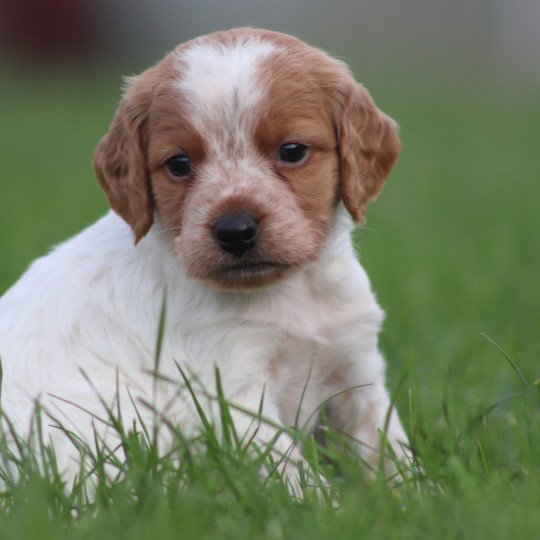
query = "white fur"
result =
(0, 208, 408, 480)
(0, 35, 410, 487)
(176, 39, 278, 158)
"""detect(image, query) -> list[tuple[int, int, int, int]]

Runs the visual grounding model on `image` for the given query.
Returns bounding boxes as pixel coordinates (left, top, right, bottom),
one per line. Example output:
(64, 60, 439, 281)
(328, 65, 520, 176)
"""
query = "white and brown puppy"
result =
(0, 28, 410, 485)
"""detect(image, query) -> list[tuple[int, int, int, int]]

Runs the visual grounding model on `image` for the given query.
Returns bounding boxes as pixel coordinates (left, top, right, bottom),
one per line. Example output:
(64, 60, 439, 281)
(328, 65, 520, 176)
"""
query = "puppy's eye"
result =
(278, 143, 309, 164)
(165, 155, 192, 178)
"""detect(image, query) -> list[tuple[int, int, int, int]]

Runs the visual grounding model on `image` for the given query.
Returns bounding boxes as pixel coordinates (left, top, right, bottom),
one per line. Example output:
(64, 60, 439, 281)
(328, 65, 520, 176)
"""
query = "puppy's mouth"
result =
(211, 260, 290, 289)
(220, 260, 286, 277)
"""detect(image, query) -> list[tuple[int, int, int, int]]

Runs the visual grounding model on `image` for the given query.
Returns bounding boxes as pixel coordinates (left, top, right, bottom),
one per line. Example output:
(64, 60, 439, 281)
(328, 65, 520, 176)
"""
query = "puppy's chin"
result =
(203, 262, 293, 291)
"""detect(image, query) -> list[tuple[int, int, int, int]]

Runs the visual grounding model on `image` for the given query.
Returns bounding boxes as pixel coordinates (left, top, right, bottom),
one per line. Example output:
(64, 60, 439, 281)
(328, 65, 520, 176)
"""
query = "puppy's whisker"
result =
(160, 226, 181, 234)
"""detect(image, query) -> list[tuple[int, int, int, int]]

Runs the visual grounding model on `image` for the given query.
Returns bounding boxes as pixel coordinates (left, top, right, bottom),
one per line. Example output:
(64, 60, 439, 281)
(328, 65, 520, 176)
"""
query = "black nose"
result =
(213, 213, 259, 257)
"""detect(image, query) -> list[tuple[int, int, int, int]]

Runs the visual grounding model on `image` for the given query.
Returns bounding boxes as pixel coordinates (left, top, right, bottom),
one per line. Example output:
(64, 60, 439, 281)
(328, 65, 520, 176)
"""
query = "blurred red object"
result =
(0, 0, 99, 62)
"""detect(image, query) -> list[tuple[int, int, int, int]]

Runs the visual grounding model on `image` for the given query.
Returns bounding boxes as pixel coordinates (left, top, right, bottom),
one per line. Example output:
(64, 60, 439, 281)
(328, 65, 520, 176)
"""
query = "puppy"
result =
(0, 28, 410, 488)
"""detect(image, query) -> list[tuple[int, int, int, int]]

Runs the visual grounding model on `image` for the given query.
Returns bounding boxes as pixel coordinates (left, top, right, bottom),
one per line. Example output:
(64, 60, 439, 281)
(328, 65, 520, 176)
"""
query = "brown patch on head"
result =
(253, 39, 344, 242)
(251, 30, 402, 224)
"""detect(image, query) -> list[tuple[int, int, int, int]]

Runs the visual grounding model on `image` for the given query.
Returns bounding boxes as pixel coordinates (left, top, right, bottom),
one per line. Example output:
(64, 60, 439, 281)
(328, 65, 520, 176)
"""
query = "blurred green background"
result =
(0, 0, 539, 429)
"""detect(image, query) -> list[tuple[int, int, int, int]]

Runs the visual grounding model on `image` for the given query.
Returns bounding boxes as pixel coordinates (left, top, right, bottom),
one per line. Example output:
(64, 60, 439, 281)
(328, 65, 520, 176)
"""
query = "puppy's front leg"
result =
(326, 351, 412, 479)
(224, 384, 316, 497)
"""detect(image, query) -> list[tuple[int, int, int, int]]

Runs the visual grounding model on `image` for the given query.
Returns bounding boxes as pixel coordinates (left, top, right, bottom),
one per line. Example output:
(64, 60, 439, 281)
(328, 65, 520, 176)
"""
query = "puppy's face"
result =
(94, 29, 401, 290)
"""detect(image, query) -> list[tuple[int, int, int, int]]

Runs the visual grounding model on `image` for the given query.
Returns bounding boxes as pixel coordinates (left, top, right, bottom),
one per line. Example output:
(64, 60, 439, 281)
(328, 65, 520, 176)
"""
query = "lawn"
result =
(0, 68, 539, 538)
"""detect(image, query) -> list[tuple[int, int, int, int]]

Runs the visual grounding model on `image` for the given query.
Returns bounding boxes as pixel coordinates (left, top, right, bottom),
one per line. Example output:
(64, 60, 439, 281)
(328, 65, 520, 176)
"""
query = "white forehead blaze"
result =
(175, 39, 278, 156)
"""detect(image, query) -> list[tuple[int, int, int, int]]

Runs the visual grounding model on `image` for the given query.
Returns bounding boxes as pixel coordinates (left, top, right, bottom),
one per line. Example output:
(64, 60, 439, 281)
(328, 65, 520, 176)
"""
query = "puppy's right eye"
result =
(165, 155, 192, 178)
(278, 143, 309, 165)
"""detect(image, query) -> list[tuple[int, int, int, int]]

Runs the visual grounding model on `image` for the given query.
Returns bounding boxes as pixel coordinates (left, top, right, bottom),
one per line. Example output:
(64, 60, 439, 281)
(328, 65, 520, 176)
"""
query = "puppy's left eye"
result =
(278, 143, 309, 164)
(165, 155, 192, 178)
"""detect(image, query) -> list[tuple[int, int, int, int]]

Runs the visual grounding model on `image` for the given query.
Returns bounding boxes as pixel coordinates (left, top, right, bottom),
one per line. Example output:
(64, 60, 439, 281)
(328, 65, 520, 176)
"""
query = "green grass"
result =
(0, 70, 539, 538)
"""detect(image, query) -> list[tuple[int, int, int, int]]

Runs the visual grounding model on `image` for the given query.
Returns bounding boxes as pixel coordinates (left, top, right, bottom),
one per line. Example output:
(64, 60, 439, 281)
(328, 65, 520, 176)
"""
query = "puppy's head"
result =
(94, 28, 401, 290)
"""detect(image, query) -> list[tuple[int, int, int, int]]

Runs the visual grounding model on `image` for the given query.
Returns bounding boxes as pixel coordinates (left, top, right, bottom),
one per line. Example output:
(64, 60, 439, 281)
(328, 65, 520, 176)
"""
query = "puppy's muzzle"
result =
(213, 213, 259, 257)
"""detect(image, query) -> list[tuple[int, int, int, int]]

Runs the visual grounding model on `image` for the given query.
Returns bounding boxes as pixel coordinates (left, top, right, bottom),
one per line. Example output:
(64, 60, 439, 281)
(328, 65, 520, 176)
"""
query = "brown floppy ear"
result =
(94, 75, 155, 243)
(338, 83, 401, 222)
